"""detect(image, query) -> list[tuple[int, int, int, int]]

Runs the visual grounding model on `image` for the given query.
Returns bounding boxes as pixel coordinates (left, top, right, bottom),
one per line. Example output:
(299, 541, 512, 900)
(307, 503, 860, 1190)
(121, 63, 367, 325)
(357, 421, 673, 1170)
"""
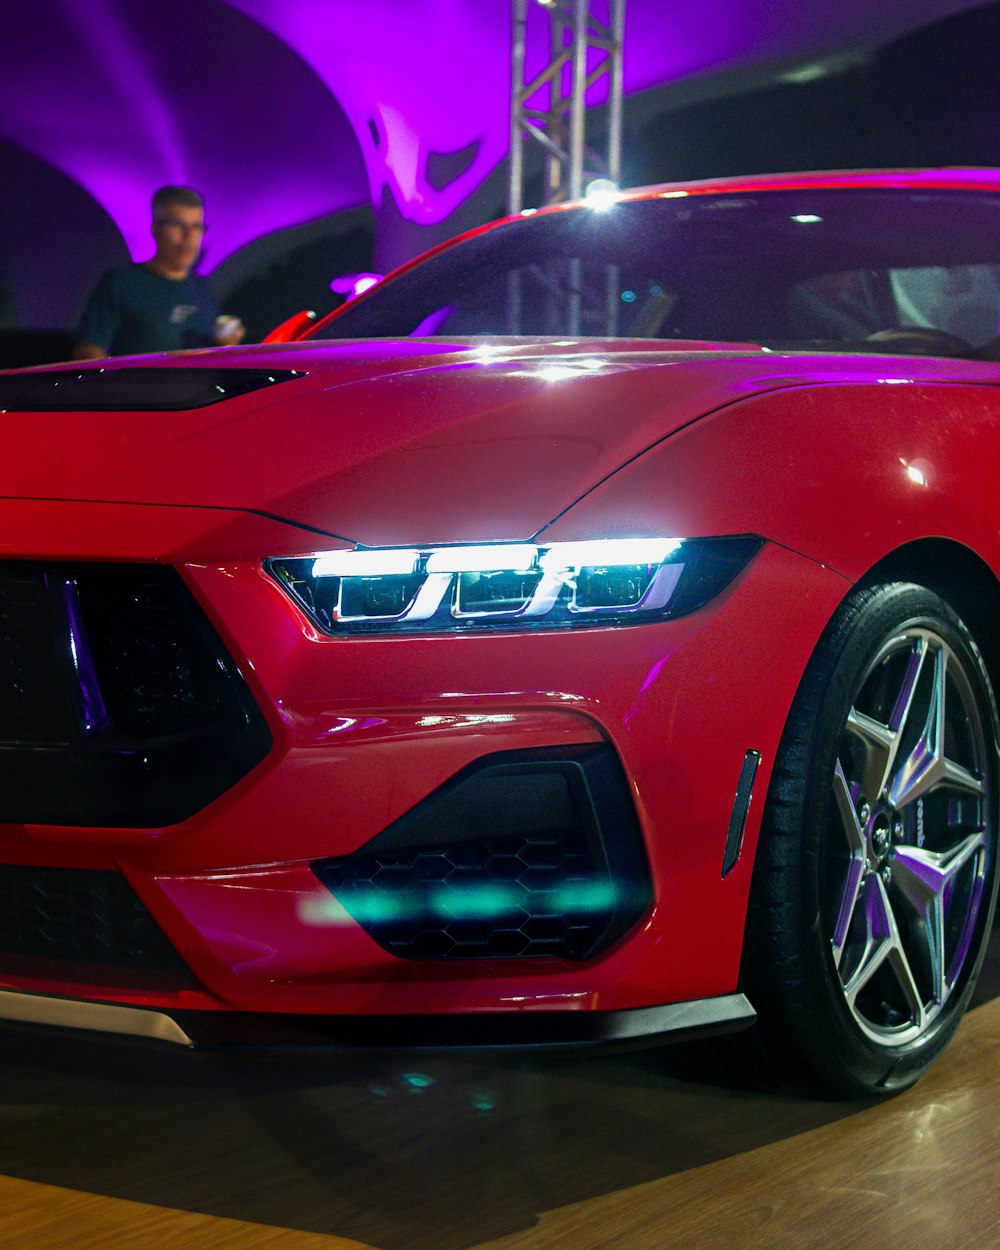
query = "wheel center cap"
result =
(867, 810, 893, 865)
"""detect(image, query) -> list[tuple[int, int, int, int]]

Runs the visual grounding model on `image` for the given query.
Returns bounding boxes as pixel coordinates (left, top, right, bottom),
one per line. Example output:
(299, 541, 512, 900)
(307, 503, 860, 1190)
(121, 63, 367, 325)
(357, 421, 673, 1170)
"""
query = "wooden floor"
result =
(2, 936, 1000, 1250)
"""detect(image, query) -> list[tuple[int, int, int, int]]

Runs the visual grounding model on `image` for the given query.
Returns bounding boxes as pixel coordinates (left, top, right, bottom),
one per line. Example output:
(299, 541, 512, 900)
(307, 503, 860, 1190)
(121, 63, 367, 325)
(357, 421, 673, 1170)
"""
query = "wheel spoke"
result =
(889, 644, 985, 808)
(891, 834, 986, 1003)
(847, 638, 927, 802)
(831, 760, 867, 963)
(841, 874, 925, 1029)
(845, 709, 894, 802)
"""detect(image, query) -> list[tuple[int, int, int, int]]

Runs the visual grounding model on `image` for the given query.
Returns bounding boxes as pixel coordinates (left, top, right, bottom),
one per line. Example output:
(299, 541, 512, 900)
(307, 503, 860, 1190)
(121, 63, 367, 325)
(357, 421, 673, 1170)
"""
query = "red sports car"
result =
(3, 169, 1000, 1096)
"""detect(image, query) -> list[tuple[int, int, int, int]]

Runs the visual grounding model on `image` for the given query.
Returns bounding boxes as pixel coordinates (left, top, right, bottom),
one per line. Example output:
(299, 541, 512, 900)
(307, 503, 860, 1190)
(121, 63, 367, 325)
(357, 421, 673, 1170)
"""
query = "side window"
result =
(787, 270, 890, 341)
(888, 266, 1000, 346)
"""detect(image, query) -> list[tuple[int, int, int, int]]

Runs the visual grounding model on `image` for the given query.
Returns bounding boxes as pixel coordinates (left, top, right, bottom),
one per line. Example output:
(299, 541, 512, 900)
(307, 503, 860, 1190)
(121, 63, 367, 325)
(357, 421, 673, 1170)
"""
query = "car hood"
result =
(3, 338, 995, 548)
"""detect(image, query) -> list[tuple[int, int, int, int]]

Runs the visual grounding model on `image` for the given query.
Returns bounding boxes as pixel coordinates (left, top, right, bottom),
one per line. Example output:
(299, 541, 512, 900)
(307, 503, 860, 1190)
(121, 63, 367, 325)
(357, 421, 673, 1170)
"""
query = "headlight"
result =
(265, 535, 760, 635)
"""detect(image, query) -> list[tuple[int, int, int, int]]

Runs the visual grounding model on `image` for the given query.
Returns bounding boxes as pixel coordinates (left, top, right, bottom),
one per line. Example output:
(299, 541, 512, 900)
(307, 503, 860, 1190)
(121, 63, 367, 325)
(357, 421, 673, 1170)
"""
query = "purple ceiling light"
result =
(0, 0, 369, 272)
(225, 0, 513, 226)
(223, 0, 985, 229)
(1, 0, 986, 258)
(620, 0, 983, 93)
(0, 0, 989, 333)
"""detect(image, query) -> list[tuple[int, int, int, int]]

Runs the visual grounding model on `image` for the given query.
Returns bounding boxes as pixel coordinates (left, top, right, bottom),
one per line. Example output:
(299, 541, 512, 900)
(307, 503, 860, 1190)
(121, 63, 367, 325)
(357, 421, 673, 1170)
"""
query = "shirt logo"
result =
(170, 305, 198, 325)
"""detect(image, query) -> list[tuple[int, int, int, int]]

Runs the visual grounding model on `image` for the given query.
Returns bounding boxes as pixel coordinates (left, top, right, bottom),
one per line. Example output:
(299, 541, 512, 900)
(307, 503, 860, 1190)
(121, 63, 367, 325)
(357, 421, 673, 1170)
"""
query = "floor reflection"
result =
(0, 929, 997, 1250)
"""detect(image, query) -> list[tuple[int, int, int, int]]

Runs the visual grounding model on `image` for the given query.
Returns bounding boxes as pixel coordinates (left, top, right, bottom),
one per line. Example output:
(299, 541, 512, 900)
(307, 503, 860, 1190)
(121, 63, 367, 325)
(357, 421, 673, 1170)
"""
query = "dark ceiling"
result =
(0, 0, 995, 343)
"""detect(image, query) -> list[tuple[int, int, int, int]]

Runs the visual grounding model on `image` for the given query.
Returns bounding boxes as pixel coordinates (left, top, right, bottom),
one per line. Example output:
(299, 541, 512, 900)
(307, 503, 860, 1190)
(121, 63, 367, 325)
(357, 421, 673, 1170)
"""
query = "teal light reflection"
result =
(337, 881, 622, 926)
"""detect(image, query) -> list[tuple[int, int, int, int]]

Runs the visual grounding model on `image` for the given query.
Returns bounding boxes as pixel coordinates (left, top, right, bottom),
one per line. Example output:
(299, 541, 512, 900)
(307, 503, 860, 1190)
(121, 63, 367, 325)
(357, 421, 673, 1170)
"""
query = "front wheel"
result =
(743, 583, 999, 1096)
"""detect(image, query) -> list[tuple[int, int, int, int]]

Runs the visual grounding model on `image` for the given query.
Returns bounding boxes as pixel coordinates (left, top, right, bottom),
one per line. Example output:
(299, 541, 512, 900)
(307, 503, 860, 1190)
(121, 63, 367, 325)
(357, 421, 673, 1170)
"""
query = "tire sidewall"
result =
(760, 582, 1000, 1095)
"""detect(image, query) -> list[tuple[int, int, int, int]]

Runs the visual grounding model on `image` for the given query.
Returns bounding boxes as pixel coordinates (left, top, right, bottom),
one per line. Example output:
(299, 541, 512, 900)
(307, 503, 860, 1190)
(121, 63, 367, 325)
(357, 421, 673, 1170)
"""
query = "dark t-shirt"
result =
(75, 264, 220, 355)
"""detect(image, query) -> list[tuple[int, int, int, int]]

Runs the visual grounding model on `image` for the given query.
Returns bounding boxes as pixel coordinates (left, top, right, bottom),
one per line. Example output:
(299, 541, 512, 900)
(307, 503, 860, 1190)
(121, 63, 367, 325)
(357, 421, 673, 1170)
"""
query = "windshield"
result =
(314, 189, 1000, 356)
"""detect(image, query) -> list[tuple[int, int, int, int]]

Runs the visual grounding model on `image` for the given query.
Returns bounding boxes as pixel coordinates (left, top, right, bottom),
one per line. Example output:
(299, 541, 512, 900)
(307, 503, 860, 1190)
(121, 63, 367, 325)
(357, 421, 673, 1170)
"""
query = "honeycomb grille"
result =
(0, 865, 185, 969)
(315, 746, 652, 962)
(0, 563, 70, 742)
(320, 831, 608, 959)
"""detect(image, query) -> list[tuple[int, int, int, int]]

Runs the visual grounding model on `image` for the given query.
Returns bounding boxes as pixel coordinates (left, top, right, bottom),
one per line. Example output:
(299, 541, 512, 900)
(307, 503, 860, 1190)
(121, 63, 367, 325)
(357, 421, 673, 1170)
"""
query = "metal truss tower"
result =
(508, 0, 626, 214)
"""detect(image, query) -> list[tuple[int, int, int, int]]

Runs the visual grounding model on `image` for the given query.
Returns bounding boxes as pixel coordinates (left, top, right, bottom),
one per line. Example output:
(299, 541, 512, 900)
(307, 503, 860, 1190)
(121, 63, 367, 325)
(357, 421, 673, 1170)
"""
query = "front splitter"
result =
(0, 987, 754, 1052)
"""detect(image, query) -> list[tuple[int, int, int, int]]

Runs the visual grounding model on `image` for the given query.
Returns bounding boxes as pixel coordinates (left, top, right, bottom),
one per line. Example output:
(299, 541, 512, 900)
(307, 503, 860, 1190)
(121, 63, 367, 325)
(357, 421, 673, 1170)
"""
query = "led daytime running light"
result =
(312, 549, 420, 577)
(268, 535, 761, 635)
(425, 545, 538, 574)
(313, 539, 680, 579)
(310, 537, 685, 625)
(539, 537, 680, 570)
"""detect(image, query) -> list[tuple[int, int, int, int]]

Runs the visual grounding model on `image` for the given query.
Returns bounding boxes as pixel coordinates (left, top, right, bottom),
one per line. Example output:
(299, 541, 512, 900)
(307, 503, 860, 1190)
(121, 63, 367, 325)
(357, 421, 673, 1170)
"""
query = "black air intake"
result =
(314, 745, 652, 961)
(0, 865, 186, 970)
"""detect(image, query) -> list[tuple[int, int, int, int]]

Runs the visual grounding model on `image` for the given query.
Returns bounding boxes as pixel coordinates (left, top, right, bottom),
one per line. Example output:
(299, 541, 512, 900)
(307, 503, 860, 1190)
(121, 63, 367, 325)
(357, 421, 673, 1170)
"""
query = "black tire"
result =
(741, 582, 1000, 1097)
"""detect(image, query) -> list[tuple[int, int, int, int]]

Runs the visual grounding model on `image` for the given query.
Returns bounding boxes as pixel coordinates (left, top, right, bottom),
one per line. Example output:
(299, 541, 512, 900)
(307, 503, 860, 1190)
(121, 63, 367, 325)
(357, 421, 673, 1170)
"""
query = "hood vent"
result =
(0, 367, 305, 412)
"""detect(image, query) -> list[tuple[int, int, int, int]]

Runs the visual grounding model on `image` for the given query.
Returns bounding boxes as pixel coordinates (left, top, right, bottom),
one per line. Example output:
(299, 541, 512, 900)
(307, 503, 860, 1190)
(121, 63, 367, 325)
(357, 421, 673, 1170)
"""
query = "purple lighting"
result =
(226, 0, 511, 227)
(330, 273, 384, 299)
(0, 0, 369, 279)
(0, 0, 987, 331)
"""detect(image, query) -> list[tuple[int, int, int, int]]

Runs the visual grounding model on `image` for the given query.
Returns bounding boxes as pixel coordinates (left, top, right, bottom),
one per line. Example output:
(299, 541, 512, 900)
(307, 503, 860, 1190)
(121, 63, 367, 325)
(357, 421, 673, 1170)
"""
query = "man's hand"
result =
(73, 342, 107, 360)
(213, 315, 246, 346)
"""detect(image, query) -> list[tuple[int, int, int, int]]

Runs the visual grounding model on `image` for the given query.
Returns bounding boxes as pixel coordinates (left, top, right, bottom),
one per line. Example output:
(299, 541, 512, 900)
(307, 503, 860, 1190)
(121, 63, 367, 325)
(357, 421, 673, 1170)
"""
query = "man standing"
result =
(74, 186, 245, 359)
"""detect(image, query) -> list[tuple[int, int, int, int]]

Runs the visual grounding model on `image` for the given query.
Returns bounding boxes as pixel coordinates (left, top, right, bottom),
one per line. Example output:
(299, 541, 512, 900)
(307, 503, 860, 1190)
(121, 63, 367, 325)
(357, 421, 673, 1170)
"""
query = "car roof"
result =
(417, 168, 1000, 266)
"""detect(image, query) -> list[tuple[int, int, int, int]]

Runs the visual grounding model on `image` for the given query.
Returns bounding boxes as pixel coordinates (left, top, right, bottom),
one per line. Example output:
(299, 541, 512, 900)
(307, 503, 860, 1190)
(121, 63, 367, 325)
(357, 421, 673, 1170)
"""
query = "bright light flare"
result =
(542, 537, 681, 569)
(900, 458, 929, 487)
(330, 272, 384, 299)
(584, 178, 621, 211)
(313, 549, 420, 577)
(535, 360, 605, 382)
(426, 545, 538, 573)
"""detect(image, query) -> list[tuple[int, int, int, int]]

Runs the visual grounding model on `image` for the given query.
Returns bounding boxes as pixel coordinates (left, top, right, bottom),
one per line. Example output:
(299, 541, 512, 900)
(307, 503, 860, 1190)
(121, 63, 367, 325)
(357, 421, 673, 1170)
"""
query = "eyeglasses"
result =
(155, 218, 207, 234)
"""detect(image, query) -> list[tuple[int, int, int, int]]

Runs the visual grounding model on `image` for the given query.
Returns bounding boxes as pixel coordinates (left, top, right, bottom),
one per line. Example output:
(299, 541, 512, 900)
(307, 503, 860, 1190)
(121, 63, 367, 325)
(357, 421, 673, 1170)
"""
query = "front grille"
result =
(315, 745, 652, 961)
(0, 865, 185, 969)
(0, 562, 271, 827)
(75, 564, 233, 738)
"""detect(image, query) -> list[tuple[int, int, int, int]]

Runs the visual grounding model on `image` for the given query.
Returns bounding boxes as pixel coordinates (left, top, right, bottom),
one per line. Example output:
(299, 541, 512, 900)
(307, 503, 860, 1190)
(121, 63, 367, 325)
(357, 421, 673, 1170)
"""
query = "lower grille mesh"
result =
(315, 745, 652, 962)
(320, 830, 605, 959)
(0, 865, 185, 969)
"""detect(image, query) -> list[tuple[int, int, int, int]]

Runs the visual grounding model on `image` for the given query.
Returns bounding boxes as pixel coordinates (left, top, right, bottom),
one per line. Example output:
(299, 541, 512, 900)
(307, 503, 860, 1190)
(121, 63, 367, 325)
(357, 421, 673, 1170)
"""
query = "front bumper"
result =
(0, 506, 849, 1035)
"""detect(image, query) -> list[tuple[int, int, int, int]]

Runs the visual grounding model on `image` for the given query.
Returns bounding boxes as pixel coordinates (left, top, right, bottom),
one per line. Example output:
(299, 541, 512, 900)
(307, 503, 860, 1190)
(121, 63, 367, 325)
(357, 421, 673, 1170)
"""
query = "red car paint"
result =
(2, 170, 1000, 1048)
